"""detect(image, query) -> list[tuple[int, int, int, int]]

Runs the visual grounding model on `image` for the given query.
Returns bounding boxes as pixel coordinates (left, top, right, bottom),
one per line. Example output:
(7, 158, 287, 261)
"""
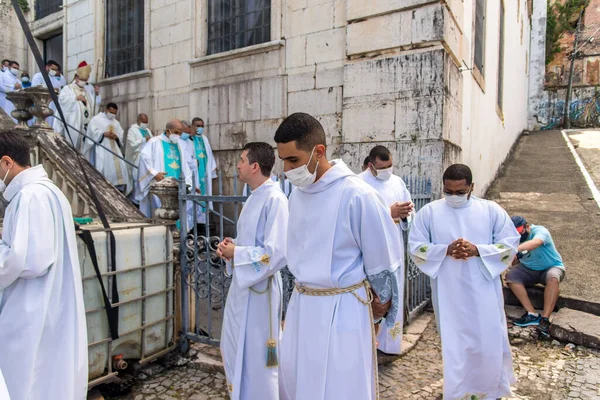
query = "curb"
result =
(503, 286, 600, 317)
(187, 313, 434, 371)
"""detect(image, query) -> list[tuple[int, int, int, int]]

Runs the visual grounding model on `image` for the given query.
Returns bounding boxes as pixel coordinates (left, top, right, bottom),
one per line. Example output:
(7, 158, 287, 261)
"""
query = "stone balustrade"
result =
(5, 87, 55, 130)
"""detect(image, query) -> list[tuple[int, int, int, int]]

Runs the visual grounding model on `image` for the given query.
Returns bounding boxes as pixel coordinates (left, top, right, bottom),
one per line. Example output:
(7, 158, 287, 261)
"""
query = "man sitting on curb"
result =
(506, 216, 565, 338)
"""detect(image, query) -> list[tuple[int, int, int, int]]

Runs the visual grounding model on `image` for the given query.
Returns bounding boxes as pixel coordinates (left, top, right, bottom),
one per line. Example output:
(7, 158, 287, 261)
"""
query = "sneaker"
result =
(513, 312, 541, 327)
(537, 317, 551, 338)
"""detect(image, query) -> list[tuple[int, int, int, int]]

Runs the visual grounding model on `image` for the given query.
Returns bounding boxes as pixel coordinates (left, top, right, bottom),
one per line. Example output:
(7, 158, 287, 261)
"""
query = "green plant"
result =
(546, 0, 589, 65)
(17, 0, 30, 12)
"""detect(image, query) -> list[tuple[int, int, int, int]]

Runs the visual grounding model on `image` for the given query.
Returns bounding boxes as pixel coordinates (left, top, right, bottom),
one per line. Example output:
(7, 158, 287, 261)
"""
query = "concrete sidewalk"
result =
(487, 130, 600, 304)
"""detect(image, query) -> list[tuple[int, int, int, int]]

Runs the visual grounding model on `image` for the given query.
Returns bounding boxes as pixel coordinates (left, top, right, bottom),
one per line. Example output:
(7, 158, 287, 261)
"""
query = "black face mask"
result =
(520, 231, 529, 243)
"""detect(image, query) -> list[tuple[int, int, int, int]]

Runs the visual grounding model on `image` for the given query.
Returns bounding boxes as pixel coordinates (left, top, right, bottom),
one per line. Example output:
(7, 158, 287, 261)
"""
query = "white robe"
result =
(0, 369, 8, 400)
(221, 179, 289, 400)
(86, 112, 130, 190)
(0, 72, 19, 123)
(359, 171, 411, 355)
(125, 124, 151, 198)
(409, 197, 519, 400)
(182, 135, 218, 226)
(53, 84, 94, 152)
(0, 165, 88, 400)
(136, 135, 192, 218)
(279, 160, 404, 400)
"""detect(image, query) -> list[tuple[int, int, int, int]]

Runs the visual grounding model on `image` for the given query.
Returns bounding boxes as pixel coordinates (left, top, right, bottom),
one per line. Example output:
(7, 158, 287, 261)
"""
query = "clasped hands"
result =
(103, 131, 118, 140)
(446, 238, 479, 260)
(217, 237, 235, 262)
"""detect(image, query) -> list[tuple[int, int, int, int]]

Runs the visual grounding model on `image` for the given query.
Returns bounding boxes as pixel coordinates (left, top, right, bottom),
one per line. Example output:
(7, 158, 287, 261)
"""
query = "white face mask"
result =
(139, 123, 148, 129)
(285, 147, 318, 188)
(76, 80, 87, 88)
(106, 112, 117, 120)
(49, 70, 57, 77)
(374, 166, 393, 181)
(10, 68, 19, 76)
(445, 193, 471, 209)
(0, 162, 12, 193)
(169, 133, 180, 144)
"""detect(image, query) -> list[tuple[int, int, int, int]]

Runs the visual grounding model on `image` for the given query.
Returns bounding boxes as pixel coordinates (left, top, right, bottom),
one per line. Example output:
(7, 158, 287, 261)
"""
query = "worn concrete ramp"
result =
(551, 308, 600, 350)
(487, 130, 600, 304)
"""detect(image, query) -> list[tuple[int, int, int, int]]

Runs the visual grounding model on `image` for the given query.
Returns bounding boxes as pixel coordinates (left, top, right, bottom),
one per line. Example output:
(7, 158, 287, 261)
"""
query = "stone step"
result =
(503, 286, 600, 317)
(550, 308, 600, 351)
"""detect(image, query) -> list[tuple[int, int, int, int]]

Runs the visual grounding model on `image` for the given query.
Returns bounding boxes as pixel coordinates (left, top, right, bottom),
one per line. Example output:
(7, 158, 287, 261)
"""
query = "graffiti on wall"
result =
(536, 88, 600, 130)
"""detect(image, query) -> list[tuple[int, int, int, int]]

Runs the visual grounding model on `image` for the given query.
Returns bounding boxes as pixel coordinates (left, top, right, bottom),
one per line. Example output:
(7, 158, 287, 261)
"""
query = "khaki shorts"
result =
(506, 263, 565, 286)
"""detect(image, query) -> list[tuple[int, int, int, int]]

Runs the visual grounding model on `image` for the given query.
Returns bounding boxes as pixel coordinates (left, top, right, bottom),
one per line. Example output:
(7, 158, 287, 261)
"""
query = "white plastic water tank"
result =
(78, 222, 175, 385)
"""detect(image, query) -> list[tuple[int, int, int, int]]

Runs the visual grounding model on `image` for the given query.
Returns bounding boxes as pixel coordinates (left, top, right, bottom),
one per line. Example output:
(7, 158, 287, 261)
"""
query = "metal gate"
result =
(178, 173, 433, 349)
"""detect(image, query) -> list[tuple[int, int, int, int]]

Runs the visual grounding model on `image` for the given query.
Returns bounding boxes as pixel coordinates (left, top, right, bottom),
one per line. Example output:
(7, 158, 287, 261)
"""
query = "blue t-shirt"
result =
(520, 225, 564, 271)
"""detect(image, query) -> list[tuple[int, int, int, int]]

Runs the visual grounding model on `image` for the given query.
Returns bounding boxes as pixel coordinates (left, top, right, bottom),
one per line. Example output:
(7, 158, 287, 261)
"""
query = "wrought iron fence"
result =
(178, 172, 433, 349)
(35, 0, 62, 20)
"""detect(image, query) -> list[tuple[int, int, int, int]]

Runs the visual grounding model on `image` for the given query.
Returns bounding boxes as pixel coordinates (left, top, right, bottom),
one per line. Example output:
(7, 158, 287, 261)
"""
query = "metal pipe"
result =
(112, 355, 128, 371)
(565, 8, 585, 129)
(81, 259, 176, 280)
(85, 287, 175, 313)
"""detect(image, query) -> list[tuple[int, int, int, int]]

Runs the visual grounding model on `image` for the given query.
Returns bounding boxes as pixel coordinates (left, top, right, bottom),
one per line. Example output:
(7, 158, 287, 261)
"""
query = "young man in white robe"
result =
(0, 132, 88, 400)
(86, 103, 130, 192)
(275, 113, 404, 400)
(31, 60, 65, 127)
(53, 61, 96, 152)
(136, 119, 193, 218)
(217, 142, 289, 400)
(408, 164, 520, 400)
(359, 145, 413, 355)
(0, 61, 22, 123)
(125, 113, 152, 199)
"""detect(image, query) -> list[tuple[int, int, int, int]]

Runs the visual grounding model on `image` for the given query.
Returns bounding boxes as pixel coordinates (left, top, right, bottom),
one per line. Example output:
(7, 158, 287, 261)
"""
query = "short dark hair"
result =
(363, 156, 371, 168)
(243, 142, 275, 177)
(46, 60, 59, 68)
(369, 145, 391, 162)
(106, 103, 118, 110)
(192, 117, 204, 125)
(443, 164, 473, 185)
(0, 131, 31, 167)
(274, 112, 326, 151)
(1, 59, 9, 65)
(10, 61, 19, 68)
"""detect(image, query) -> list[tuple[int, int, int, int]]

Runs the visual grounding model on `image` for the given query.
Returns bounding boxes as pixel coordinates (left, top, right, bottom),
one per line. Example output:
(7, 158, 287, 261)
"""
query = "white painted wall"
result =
(527, 0, 548, 130)
(461, 0, 531, 196)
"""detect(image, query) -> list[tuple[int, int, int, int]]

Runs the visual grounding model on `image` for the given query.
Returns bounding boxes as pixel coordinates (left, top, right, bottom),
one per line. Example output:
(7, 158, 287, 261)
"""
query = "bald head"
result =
(165, 118, 185, 136)
(138, 113, 148, 124)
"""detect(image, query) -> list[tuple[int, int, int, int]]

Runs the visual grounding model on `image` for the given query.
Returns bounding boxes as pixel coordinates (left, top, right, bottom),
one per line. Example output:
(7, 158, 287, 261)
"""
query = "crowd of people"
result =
(0, 59, 219, 227)
(0, 57, 568, 400)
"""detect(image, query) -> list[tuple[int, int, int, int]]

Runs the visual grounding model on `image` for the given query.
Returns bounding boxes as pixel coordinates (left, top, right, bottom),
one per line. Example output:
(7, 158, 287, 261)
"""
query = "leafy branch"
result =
(17, 0, 30, 13)
(546, 0, 589, 65)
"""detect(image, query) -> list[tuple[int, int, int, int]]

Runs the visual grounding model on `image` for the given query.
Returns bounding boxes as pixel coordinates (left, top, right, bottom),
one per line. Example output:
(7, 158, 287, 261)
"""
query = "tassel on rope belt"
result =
(249, 277, 279, 368)
(294, 279, 380, 400)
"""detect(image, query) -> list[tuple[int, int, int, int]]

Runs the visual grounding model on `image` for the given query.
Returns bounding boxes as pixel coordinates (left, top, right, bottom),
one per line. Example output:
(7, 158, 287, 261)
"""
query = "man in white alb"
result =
(31, 60, 66, 127)
(409, 164, 519, 400)
(217, 142, 288, 400)
(126, 113, 152, 200)
(0, 61, 21, 123)
(359, 145, 413, 354)
(136, 119, 192, 217)
(275, 113, 404, 400)
(0, 132, 87, 400)
(86, 103, 130, 192)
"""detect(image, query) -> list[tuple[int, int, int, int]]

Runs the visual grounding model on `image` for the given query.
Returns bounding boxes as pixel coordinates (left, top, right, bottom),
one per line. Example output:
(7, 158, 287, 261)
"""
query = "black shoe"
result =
(513, 312, 541, 327)
(537, 317, 551, 338)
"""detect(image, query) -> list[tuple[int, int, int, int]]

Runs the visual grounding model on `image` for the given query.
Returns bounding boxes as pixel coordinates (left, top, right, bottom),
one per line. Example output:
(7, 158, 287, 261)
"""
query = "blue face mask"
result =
(196, 127, 204, 135)
(181, 133, 191, 141)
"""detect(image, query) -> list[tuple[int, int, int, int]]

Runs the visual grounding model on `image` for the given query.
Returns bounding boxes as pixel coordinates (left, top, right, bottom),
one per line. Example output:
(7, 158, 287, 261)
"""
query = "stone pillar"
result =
(149, 177, 185, 344)
(5, 91, 33, 130)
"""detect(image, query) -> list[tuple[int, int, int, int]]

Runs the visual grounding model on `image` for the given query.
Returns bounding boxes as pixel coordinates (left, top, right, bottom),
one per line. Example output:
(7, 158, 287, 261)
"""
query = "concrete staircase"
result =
(488, 130, 600, 350)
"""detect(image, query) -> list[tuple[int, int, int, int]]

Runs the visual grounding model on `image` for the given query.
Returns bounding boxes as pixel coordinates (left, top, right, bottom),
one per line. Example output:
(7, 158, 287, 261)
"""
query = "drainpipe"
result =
(565, 8, 585, 129)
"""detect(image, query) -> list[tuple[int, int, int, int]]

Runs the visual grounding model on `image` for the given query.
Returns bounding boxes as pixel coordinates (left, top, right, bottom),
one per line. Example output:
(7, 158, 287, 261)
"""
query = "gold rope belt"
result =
(294, 279, 379, 399)
(295, 280, 373, 305)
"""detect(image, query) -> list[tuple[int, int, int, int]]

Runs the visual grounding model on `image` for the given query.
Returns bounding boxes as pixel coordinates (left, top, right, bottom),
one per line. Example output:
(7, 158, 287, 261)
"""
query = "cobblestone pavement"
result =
(107, 316, 600, 400)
